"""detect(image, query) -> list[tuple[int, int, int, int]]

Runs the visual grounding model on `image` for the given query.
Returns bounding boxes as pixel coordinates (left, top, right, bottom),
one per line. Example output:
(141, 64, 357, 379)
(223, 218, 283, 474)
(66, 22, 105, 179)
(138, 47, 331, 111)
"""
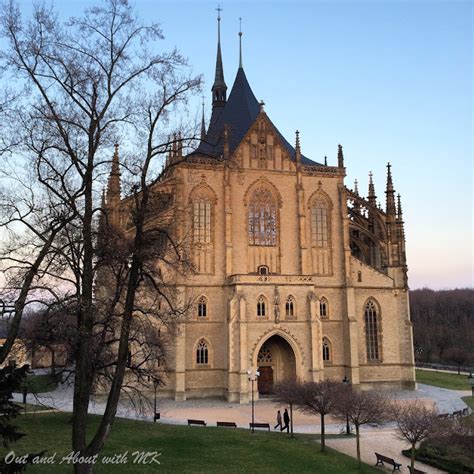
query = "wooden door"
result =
(258, 366, 274, 394)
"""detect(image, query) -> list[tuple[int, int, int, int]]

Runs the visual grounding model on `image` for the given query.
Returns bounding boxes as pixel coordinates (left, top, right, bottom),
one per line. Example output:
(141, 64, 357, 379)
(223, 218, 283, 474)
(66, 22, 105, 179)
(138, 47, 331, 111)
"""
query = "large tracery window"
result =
(364, 300, 380, 361)
(248, 187, 277, 246)
(196, 339, 209, 365)
(311, 201, 329, 247)
(193, 200, 211, 244)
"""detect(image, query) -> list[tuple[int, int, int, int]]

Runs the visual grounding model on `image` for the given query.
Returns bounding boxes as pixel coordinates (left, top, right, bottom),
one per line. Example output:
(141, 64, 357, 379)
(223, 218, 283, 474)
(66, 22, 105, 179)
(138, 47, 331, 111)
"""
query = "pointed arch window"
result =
(311, 199, 330, 247)
(320, 298, 328, 319)
(285, 296, 296, 319)
(193, 199, 211, 244)
(248, 187, 278, 246)
(257, 295, 267, 317)
(197, 296, 207, 318)
(322, 337, 331, 362)
(364, 300, 380, 361)
(196, 339, 209, 365)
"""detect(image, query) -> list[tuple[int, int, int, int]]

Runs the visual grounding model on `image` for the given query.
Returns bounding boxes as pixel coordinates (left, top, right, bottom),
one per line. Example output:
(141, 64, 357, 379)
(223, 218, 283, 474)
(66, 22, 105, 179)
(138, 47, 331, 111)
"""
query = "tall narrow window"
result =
(193, 200, 211, 244)
(322, 337, 331, 362)
(257, 296, 266, 317)
(197, 296, 207, 318)
(196, 339, 209, 365)
(311, 203, 329, 247)
(365, 300, 380, 361)
(285, 296, 295, 319)
(248, 187, 277, 246)
(320, 298, 328, 318)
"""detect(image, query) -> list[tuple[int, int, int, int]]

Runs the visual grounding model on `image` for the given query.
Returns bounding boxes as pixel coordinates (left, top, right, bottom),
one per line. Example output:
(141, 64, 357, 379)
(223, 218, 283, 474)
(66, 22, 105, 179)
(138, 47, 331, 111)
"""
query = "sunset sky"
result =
(13, 0, 473, 289)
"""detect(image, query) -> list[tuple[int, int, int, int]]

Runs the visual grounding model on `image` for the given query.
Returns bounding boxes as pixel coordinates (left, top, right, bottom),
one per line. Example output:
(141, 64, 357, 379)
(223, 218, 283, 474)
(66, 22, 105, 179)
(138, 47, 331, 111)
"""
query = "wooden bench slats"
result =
(249, 422, 270, 431)
(375, 452, 401, 472)
(217, 421, 237, 428)
(187, 419, 206, 426)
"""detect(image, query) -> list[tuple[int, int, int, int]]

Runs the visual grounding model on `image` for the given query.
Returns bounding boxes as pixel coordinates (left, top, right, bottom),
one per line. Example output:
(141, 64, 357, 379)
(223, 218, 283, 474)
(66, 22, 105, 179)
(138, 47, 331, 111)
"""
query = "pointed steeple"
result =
(200, 99, 206, 142)
(385, 162, 396, 216)
(324, 156, 327, 166)
(368, 171, 377, 206)
(295, 130, 301, 166)
(212, 6, 227, 108)
(337, 144, 344, 168)
(397, 193, 403, 219)
(238, 17, 243, 69)
(354, 179, 359, 196)
(106, 144, 121, 204)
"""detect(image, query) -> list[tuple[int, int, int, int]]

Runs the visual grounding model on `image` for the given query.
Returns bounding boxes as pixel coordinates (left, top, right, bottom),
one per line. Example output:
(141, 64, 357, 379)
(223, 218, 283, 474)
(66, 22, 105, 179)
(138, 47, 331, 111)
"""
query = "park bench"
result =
(437, 413, 449, 419)
(374, 452, 401, 471)
(461, 407, 469, 416)
(187, 419, 206, 427)
(153, 412, 160, 422)
(249, 422, 270, 431)
(452, 410, 462, 418)
(216, 421, 237, 428)
(407, 465, 426, 474)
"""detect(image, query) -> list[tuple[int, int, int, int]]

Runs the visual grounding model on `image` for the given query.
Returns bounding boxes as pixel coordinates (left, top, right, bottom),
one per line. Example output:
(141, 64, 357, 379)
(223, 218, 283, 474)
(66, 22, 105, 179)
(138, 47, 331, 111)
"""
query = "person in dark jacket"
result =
(282, 408, 290, 433)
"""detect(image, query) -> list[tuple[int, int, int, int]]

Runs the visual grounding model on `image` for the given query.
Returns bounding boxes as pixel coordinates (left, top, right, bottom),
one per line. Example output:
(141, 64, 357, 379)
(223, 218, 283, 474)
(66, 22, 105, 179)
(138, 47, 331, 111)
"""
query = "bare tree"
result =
(334, 388, 390, 467)
(0, 1, 201, 472)
(273, 380, 302, 437)
(392, 400, 438, 473)
(294, 380, 341, 452)
(444, 347, 471, 374)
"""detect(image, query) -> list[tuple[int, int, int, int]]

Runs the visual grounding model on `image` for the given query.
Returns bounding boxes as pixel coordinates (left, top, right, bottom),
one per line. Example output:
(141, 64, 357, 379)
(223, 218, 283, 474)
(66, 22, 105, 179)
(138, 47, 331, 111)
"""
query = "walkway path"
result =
(13, 382, 471, 473)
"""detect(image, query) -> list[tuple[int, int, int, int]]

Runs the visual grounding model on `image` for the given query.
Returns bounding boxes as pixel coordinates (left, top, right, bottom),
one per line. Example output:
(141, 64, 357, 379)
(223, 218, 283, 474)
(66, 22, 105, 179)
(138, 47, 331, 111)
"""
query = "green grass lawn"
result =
(1, 413, 380, 473)
(415, 369, 470, 390)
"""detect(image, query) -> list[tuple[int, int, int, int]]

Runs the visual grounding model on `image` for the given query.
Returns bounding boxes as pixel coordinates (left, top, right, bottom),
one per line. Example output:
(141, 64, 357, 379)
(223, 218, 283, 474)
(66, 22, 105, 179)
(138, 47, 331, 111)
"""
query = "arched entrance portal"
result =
(257, 335, 296, 395)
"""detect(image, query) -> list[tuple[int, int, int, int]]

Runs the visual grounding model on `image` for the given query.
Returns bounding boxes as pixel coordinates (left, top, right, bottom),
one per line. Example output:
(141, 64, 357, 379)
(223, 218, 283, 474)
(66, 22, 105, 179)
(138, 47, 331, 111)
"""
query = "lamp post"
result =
(247, 368, 260, 434)
(342, 375, 351, 435)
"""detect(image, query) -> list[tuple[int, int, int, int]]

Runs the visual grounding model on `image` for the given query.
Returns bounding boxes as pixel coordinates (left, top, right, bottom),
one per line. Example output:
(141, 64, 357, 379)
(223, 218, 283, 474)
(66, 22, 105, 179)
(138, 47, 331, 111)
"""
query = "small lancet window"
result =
(322, 337, 331, 362)
(196, 339, 209, 365)
(257, 296, 266, 317)
(320, 298, 328, 318)
(285, 296, 295, 318)
(198, 296, 207, 318)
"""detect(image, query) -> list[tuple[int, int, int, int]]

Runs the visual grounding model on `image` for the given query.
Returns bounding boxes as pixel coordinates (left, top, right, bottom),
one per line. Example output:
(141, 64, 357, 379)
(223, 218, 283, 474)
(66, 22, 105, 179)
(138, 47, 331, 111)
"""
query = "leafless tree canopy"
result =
(0, 1, 201, 471)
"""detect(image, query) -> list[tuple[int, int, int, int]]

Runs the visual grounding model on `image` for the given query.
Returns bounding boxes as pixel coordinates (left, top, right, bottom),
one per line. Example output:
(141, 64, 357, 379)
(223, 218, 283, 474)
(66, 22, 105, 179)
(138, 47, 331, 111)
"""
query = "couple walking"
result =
(274, 408, 290, 433)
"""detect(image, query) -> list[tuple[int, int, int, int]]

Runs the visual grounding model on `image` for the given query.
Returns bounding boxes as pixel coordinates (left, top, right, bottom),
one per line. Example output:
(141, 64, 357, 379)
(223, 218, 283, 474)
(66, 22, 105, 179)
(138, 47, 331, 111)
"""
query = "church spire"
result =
(211, 5, 227, 108)
(385, 162, 396, 216)
(337, 144, 344, 168)
(238, 17, 243, 69)
(200, 98, 206, 142)
(368, 171, 377, 206)
(106, 144, 121, 226)
(354, 179, 359, 196)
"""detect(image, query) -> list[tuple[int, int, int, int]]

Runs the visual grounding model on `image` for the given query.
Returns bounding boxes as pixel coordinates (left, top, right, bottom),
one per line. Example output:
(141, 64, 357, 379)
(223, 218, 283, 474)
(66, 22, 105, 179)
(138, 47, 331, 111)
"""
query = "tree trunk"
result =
(320, 413, 325, 452)
(50, 348, 56, 376)
(290, 403, 294, 438)
(411, 443, 416, 472)
(356, 424, 361, 467)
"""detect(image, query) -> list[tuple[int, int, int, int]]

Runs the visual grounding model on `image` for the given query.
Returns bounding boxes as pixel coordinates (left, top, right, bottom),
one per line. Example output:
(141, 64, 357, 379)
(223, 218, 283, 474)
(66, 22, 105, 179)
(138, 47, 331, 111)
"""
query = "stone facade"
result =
(102, 21, 415, 403)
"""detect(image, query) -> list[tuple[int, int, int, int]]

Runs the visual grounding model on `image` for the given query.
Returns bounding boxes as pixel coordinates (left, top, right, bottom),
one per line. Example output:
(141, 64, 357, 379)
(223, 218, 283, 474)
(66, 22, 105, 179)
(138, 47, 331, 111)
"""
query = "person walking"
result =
(274, 410, 282, 431)
(282, 408, 290, 433)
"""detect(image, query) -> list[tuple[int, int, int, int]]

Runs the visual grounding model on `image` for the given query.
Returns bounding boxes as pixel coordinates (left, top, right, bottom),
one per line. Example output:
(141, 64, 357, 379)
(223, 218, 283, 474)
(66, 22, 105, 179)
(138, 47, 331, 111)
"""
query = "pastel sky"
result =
(13, 0, 474, 289)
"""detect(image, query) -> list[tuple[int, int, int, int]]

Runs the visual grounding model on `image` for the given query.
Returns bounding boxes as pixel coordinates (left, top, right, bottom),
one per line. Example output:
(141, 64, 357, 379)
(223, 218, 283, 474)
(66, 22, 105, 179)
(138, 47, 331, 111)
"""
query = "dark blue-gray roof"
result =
(191, 67, 321, 166)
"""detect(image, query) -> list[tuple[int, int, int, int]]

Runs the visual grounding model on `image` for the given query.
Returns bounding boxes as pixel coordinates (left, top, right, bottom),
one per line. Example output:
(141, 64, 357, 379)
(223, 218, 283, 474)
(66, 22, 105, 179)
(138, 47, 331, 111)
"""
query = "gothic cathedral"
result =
(103, 16, 415, 402)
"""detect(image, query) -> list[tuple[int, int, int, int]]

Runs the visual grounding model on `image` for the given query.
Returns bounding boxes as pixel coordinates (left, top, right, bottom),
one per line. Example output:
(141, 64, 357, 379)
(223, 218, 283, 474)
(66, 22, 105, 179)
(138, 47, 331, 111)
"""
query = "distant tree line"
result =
(410, 288, 473, 368)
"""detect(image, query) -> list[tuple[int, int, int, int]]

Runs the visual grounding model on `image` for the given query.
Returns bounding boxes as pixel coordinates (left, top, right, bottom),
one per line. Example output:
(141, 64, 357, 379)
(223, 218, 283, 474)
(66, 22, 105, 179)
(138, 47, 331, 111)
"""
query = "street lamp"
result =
(342, 375, 351, 435)
(247, 368, 260, 434)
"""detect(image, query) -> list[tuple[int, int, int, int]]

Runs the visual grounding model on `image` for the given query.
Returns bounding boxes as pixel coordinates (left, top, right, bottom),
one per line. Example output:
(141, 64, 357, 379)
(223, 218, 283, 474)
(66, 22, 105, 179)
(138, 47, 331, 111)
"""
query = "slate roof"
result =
(191, 67, 321, 166)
